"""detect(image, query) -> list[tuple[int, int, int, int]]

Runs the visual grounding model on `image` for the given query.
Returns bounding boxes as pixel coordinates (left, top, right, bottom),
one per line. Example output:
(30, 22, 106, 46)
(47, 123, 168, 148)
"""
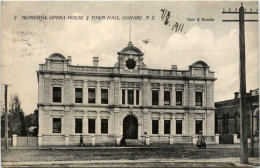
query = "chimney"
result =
(68, 56, 72, 65)
(234, 92, 239, 99)
(93, 57, 99, 66)
(171, 65, 177, 70)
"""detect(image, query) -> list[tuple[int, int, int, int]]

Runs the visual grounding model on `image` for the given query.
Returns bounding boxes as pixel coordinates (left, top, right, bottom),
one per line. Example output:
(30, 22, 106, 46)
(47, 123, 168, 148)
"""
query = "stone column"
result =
(96, 111, 101, 134)
(114, 108, 120, 136)
(184, 81, 189, 106)
(159, 113, 164, 135)
(171, 84, 175, 106)
(159, 84, 164, 106)
(83, 80, 88, 104)
(142, 79, 149, 106)
(44, 75, 50, 103)
(188, 81, 194, 107)
(12, 134, 17, 147)
(125, 89, 128, 105)
(114, 78, 120, 105)
(96, 81, 101, 105)
(171, 113, 175, 135)
(109, 80, 114, 105)
(83, 111, 88, 134)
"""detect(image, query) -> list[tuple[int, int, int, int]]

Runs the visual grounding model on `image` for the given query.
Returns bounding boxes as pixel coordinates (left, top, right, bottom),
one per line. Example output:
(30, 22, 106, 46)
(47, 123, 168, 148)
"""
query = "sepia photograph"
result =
(1, 1, 259, 167)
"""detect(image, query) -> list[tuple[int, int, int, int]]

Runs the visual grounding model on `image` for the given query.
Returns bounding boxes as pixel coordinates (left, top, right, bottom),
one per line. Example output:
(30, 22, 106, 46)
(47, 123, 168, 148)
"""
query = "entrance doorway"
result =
(123, 115, 138, 139)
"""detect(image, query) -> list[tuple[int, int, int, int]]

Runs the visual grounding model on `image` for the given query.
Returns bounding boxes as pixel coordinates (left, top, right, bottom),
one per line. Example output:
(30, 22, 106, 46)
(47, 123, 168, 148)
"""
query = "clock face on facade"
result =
(126, 59, 136, 69)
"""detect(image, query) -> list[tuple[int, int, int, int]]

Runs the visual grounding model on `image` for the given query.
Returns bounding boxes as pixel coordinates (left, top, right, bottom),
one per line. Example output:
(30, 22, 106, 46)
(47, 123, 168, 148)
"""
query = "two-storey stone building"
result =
(37, 42, 216, 146)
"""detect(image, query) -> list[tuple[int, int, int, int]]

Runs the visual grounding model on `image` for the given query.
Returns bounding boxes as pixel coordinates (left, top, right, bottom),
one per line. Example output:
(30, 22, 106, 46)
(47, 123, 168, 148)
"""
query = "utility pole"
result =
(222, 3, 258, 164)
(3, 84, 10, 148)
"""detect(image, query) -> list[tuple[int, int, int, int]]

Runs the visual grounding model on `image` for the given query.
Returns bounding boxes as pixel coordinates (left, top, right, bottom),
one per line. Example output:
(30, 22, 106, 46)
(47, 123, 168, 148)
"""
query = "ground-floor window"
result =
(164, 120, 170, 134)
(196, 120, 203, 134)
(88, 119, 95, 133)
(101, 119, 108, 134)
(53, 118, 61, 133)
(152, 120, 159, 134)
(176, 120, 182, 134)
(75, 118, 82, 133)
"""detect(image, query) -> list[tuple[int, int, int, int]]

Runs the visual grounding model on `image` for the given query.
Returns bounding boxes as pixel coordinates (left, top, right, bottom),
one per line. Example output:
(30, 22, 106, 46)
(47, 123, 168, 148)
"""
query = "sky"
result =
(1, 1, 259, 115)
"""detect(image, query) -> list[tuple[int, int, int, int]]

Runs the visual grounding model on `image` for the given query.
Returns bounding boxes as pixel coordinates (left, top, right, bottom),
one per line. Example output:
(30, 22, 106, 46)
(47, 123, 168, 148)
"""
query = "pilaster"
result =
(159, 83, 164, 106)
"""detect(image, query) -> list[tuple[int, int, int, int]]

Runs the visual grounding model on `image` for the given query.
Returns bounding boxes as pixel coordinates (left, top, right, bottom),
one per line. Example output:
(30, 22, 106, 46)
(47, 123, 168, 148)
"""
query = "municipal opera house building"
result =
(37, 42, 216, 146)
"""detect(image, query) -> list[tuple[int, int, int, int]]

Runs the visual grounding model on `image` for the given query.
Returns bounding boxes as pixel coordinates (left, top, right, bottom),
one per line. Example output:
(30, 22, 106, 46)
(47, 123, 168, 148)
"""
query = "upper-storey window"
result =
(164, 91, 170, 105)
(122, 89, 126, 104)
(88, 88, 96, 104)
(195, 92, 203, 106)
(152, 90, 159, 105)
(75, 88, 83, 103)
(101, 89, 108, 104)
(136, 90, 139, 105)
(53, 87, 61, 103)
(176, 91, 182, 106)
(128, 90, 134, 105)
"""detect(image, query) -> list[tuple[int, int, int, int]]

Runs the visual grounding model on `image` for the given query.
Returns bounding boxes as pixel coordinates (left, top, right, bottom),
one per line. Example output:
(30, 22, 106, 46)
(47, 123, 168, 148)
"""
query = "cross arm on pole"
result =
(222, 20, 258, 22)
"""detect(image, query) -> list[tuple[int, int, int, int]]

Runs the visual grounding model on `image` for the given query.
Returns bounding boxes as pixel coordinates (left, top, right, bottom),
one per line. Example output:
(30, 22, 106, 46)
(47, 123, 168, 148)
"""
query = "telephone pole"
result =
(3, 84, 10, 148)
(222, 3, 258, 164)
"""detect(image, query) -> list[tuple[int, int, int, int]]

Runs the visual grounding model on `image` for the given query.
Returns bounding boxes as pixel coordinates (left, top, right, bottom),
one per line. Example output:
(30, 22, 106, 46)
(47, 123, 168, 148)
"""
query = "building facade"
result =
(215, 89, 259, 139)
(37, 42, 216, 146)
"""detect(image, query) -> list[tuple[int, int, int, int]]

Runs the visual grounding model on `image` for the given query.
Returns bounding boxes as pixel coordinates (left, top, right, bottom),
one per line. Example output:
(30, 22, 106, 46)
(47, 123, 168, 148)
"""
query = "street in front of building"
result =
(2, 144, 259, 167)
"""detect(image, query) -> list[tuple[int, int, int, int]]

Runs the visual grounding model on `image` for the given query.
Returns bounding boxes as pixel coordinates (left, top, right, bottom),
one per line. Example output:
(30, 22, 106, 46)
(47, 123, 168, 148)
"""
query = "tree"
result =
(8, 95, 26, 136)
(24, 109, 38, 136)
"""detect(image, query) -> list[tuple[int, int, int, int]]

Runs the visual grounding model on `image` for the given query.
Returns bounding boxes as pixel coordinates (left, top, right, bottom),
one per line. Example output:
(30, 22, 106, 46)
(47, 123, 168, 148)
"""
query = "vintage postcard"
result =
(1, 1, 259, 167)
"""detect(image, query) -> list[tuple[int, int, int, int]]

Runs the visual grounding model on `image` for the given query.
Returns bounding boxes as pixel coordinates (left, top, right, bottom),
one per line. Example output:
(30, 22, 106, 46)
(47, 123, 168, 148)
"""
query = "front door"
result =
(123, 115, 138, 139)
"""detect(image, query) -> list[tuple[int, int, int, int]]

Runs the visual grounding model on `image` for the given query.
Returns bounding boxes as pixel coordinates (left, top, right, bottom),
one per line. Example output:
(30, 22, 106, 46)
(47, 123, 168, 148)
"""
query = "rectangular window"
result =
(164, 120, 171, 134)
(101, 119, 108, 134)
(152, 90, 159, 105)
(88, 88, 96, 104)
(128, 90, 134, 105)
(53, 87, 61, 102)
(75, 88, 83, 103)
(75, 118, 82, 133)
(152, 120, 159, 134)
(136, 90, 139, 105)
(101, 89, 108, 104)
(53, 118, 61, 133)
(88, 119, 95, 133)
(176, 91, 182, 106)
(195, 92, 203, 106)
(176, 120, 182, 134)
(164, 91, 170, 105)
(122, 89, 125, 104)
(196, 120, 203, 134)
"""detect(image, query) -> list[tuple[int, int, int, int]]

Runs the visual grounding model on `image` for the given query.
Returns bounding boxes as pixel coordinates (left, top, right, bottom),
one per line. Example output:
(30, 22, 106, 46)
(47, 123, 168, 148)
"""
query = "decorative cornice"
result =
(51, 79, 64, 86)
(194, 84, 205, 91)
(100, 81, 110, 88)
(74, 80, 84, 87)
(121, 82, 141, 88)
(151, 83, 160, 89)
(175, 84, 184, 90)
(87, 80, 97, 87)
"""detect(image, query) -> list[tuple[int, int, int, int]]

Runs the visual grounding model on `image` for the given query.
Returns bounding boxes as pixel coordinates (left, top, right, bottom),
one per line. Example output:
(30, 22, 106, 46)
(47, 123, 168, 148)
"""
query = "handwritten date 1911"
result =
(161, 8, 184, 33)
